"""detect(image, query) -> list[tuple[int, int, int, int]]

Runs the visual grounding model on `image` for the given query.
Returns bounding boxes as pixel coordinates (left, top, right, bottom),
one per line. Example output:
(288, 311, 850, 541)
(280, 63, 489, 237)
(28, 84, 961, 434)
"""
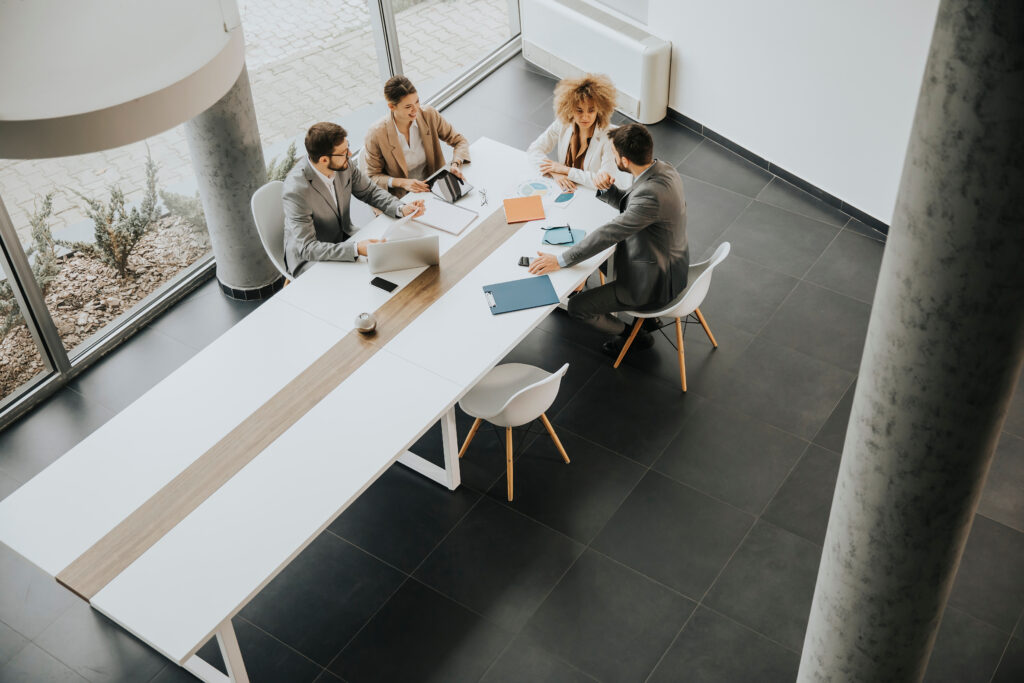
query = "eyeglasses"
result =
(329, 151, 350, 158)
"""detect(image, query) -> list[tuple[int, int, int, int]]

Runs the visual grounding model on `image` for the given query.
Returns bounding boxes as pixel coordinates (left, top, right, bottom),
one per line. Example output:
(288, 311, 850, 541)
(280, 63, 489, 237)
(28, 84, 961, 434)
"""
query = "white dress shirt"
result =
(310, 160, 339, 210)
(391, 117, 428, 185)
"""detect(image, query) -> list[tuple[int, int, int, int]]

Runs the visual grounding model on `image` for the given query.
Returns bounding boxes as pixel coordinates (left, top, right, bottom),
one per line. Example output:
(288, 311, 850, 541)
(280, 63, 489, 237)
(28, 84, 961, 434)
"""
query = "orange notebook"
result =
(503, 195, 546, 223)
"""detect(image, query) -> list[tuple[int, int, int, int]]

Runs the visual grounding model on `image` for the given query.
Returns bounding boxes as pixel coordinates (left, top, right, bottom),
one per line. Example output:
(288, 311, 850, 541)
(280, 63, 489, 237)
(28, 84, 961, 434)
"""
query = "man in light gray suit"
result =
(282, 122, 425, 277)
(530, 123, 688, 355)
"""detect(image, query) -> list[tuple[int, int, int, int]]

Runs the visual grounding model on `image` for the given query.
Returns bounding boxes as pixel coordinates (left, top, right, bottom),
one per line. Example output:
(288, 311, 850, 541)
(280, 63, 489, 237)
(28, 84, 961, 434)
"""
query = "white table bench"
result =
(0, 137, 616, 682)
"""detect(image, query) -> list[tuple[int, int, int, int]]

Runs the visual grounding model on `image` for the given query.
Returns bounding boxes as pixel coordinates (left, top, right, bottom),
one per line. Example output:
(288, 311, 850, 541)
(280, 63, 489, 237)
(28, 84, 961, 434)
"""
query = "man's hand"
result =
(528, 252, 561, 275)
(402, 199, 426, 218)
(357, 238, 384, 256)
(398, 178, 430, 193)
(449, 162, 465, 180)
(595, 171, 615, 191)
(550, 173, 576, 192)
(539, 159, 569, 176)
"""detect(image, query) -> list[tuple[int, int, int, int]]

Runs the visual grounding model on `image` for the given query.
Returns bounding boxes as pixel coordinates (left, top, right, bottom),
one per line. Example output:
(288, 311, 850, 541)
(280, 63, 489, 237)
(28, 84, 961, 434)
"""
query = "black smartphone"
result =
(518, 256, 534, 267)
(370, 277, 398, 292)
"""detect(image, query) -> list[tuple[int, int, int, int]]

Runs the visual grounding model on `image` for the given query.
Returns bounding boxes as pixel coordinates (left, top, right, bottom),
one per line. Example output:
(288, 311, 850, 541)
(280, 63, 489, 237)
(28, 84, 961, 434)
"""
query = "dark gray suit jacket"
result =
(561, 160, 689, 309)
(282, 158, 403, 277)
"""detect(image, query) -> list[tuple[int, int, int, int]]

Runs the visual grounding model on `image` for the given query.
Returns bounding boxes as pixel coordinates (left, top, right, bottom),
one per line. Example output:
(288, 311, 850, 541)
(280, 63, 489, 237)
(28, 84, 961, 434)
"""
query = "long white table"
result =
(0, 137, 616, 682)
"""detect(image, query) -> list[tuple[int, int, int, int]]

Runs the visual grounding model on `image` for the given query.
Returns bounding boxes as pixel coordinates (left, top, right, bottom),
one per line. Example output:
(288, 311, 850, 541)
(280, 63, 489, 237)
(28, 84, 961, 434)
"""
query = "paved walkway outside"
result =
(0, 0, 510, 242)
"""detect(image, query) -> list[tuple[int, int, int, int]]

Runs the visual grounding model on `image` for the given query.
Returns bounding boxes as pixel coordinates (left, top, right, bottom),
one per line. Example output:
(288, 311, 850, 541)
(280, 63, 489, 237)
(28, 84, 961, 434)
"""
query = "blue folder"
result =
(483, 275, 560, 315)
(542, 227, 586, 246)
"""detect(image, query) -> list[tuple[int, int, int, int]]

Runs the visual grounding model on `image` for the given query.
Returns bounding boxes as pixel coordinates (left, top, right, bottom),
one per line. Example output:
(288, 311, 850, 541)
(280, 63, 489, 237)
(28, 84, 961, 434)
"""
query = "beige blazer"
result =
(363, 106, 471, 198)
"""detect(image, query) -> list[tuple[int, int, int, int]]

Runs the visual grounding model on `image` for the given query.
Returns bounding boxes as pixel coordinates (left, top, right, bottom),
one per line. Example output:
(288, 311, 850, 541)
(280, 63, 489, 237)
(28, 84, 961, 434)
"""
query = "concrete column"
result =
(184, 65, 281, 299)
(797, 2, 1024, 682)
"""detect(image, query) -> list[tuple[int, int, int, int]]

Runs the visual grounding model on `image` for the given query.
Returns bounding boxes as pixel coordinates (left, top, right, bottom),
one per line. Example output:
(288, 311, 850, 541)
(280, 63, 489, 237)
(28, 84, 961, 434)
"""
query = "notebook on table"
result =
(482, 275, 560, 315)
(503, 195, 545, 224)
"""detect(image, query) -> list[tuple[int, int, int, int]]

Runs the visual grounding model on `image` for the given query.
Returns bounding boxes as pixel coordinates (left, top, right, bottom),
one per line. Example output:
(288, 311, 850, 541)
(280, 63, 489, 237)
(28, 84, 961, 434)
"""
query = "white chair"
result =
(457, 363, 570, 501)
(613, 242, 731, 392)
(251, 180, 291, 282)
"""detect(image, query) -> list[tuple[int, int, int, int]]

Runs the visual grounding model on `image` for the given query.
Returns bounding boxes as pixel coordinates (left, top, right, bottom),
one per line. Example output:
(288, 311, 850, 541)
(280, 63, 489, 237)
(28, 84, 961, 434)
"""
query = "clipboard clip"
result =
(484, 291, 497, 308)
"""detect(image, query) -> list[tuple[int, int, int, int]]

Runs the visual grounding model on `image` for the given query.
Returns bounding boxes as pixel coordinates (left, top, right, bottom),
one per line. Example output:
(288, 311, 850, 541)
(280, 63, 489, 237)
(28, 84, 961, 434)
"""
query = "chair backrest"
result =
(653, 241, 731, 319)
(491, 363, 569, 428)
(250, 180, 290, 279)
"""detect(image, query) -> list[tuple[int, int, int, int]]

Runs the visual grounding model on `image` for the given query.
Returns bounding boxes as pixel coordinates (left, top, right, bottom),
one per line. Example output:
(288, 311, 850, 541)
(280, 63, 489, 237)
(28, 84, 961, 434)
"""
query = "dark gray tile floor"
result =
(1, 54, 1022, 682)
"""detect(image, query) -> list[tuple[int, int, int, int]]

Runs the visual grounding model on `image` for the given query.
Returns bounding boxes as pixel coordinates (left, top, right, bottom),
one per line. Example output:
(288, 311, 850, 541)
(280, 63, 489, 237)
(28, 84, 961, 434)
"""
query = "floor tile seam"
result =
(63, 380, 123, 419)
(698, 602, 805, 657)
(0, 643, 88, 682)
(405, 489, 486, 579)
(322, 574, 414, 675)
(756, 441, 820, 519)
(398, 574, 521, 639)
(755, 180, 850, 231)
(582, 544, 703, 607)
(233, 614, 330, 679)
(641, 602, 700, 683)
(0, 461, 25, 486)
(716, 252, 802, 313)
(795, 225, 846, 283)
(674, 135, 704, 167)
(841, 223, 888, 244)
(646, 456, 794, 522)
(747, 328, 859, 390)
(475, 637, 517, 682)
(491, 631, 605, 683)
(324, 529, 414, 578)
(470, 482, 590, 553)
(988, 632, 1016, 683)
(676, 158, 772, 202)
(799, 270, 877, 307)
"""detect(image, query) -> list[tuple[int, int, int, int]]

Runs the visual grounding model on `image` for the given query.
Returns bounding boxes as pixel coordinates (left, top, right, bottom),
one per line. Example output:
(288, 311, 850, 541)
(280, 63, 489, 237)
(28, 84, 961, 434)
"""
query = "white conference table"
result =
(0, 137, 617, 682)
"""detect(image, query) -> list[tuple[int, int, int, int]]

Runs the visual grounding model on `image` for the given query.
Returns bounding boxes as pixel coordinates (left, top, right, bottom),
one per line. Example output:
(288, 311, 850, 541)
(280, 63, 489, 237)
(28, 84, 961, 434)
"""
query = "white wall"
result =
(641, 0, 939, 223)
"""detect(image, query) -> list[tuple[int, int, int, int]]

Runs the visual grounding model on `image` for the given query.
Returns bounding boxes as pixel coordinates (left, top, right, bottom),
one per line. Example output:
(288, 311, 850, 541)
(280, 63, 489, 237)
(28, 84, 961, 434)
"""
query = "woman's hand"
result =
(449, 162, 465, 180)
(398, 178, 430, 193)
(550, 173, 576, 192)
(539, 159, 569, 176)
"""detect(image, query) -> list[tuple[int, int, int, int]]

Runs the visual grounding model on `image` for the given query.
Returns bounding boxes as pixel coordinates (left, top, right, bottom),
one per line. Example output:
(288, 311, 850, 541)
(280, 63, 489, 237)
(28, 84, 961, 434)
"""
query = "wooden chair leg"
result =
(458, 418, 482, 458)
(505, 427, 514, 501)
(694, 308, 717, 348)
(675, 317, 687, 392)
(599, 271, 606, 285)
(613, 319, 645, 369)
(540, 413, 570, 463)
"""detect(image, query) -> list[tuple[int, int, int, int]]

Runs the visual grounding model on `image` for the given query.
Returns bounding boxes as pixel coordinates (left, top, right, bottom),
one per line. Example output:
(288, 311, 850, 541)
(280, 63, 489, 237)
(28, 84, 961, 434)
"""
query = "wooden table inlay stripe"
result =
(57, 209, 519, 601)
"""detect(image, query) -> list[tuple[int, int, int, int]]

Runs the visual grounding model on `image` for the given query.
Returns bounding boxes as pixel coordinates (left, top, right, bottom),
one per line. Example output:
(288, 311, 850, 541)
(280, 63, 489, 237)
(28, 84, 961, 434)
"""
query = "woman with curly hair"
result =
(527, 73, 619, 191)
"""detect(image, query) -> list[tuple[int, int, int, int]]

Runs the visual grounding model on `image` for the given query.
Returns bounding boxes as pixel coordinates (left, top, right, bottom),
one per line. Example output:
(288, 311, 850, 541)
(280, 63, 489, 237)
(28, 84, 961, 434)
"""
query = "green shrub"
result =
(63, 153, 160, 278)
(1, 194, 59, 338)
(162, 141, 301, 233)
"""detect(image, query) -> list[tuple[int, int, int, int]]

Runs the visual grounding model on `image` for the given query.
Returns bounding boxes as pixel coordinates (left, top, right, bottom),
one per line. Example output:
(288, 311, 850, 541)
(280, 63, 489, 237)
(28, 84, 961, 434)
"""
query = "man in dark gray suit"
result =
(282, 122, 425, 277)
(530, 123, 689, 355)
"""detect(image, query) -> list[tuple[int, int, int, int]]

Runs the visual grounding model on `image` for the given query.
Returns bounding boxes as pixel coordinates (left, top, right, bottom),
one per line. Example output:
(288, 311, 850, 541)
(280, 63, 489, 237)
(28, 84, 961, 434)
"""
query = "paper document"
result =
(383, 214, 428, 241)
(412, 196, 479, 235)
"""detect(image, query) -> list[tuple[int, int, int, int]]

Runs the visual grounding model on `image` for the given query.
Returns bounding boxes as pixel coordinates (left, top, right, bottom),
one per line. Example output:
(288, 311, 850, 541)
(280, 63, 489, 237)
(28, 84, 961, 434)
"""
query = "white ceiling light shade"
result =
(0, 0, 245, 159)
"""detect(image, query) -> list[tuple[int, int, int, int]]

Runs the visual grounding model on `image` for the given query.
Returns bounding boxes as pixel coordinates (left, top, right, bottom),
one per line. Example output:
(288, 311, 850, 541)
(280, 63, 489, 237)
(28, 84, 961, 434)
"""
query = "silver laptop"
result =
(366, 235, 439, 274)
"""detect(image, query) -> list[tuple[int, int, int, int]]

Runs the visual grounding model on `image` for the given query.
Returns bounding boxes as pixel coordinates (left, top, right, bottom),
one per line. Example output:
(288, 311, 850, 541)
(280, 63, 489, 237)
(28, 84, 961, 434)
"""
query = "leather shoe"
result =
(602, 330, 655, 357)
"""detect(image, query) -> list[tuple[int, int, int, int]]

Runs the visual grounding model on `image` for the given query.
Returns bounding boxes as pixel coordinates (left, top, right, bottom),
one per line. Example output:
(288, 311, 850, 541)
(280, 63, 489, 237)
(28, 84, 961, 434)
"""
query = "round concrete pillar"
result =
(184, 65, 281, 299)
(797, 2, 1024, 681)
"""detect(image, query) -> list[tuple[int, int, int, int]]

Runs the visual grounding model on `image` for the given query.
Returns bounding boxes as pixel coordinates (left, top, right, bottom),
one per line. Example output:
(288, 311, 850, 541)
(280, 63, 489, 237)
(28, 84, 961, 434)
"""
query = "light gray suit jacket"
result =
(561, 160, 689, 309)
(282, 158, 403, 277)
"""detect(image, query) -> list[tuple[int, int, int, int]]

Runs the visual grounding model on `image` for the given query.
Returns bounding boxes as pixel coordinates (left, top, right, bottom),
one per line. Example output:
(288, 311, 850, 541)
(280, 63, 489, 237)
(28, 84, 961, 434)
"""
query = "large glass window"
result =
(0, 275, 50, 405)
(394, 0, 517, 102)
(0, 126, 211, 358)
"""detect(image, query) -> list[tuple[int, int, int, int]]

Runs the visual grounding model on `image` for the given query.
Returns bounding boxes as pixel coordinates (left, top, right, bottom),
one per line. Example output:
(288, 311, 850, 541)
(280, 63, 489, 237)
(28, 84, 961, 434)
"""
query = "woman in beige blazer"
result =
(363, 76, 471, 199)
(527, 73, 619, 192)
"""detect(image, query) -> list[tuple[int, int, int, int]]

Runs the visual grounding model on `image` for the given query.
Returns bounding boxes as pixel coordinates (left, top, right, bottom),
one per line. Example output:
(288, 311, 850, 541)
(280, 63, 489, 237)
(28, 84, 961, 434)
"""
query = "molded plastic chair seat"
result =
(458, 363, 570, 500)
(251, 180, 290, 282)
(614, 242, 731, 391)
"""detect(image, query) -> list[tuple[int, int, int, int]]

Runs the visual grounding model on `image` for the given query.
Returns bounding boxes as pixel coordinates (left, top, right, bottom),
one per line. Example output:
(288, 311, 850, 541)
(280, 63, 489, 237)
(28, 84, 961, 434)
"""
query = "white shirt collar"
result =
(308, 157, 336, 187)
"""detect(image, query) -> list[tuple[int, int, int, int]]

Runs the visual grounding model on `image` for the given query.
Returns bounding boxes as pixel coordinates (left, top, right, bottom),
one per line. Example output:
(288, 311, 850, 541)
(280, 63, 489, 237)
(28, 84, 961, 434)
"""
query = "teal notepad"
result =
(542, 227, 586, 246)
(483, 275, 560, 315)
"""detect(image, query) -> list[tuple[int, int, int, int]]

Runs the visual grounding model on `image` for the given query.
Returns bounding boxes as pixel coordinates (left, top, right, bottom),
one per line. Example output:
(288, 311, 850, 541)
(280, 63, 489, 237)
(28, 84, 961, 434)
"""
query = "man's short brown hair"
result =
(305, 122, 348, 161)
(610, 123, 654, 165)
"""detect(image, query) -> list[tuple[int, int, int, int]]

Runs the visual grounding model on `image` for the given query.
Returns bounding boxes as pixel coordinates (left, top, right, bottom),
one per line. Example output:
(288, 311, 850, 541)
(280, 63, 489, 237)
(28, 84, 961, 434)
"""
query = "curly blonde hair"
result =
(554, 74, 617, 130)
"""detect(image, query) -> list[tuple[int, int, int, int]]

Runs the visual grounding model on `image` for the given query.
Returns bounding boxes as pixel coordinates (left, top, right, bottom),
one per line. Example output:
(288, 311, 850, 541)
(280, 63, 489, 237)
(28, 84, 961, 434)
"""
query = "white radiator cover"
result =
(521, 0, 671, 124)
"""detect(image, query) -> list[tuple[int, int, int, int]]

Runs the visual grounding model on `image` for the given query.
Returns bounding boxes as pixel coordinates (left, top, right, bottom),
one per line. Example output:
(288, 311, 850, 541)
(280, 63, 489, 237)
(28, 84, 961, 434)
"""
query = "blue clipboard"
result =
(483, 275, 560, 315)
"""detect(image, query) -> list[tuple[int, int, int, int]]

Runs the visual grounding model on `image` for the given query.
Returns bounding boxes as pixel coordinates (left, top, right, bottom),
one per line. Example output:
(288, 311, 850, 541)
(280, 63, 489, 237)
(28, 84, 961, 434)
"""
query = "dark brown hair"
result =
(305, 122, 347, 161)
(384, 76, 417, 105)
(610, 123, 653, 165)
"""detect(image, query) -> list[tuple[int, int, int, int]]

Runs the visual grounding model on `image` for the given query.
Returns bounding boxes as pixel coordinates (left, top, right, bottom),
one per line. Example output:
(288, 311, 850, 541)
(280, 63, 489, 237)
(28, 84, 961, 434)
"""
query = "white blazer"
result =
(526, 120, 622, 189)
